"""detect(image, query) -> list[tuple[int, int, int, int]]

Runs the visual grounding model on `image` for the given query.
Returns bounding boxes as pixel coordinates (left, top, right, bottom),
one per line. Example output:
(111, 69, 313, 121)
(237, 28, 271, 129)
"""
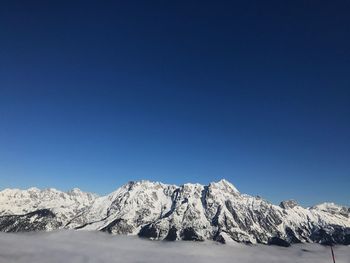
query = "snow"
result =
(1, 180, 349, 244)
(0, 231, 349, 263)
(0, 187, 97, 225)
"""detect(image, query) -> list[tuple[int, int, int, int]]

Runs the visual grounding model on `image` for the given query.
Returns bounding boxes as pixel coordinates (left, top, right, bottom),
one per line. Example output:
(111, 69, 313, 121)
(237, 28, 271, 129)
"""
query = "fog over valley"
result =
(0, 231, 349, 263)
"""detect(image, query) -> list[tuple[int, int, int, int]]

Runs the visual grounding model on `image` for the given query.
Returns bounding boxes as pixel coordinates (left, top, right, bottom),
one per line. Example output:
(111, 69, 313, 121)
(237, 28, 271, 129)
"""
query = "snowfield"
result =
(0, 231, 349, 263)
(1, 180, 350, 245)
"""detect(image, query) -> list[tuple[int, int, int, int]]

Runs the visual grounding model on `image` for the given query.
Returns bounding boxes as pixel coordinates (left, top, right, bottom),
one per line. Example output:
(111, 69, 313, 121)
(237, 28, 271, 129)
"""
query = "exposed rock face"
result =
(268, 237, 291, 247)
(0, 209, 61, 232)
(0, 180, 349, 245)
(280, 200, 298, 209)
(0, 187, 96, 227)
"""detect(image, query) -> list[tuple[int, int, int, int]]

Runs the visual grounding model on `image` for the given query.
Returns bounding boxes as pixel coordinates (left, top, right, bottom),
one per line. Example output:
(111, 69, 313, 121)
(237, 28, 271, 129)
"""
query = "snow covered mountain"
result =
(0, 180, 349, 246)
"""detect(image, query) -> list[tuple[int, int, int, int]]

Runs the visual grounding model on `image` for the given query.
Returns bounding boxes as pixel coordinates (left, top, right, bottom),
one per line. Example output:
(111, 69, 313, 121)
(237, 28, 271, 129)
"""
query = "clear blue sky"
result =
(0, 1, 349, 206)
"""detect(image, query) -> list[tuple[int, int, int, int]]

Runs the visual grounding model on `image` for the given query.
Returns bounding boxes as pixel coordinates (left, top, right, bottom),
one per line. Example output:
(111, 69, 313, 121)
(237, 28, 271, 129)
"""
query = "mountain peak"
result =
(279, 200, 299, 209)
(210, 179, 240, 193)
(67, 188, 83, 195)
(1, 180, 349, 245)
(311, 202, 349, 214)
(27, 187, 40, 192)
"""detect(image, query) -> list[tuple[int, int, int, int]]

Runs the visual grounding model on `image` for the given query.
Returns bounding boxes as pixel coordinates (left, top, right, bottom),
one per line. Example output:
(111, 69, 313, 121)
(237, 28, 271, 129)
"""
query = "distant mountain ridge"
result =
(0, 180, 349, 246)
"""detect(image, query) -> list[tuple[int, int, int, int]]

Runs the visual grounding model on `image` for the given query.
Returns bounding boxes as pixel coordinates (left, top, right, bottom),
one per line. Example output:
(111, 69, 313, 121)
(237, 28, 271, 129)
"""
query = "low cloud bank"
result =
(0, 231, 349, 263)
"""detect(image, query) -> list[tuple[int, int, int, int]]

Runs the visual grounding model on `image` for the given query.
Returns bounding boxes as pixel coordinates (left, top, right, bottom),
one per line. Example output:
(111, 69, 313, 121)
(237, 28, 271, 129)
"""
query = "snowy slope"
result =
(0, 180, 349, 245)
(0, 187, 97, 227)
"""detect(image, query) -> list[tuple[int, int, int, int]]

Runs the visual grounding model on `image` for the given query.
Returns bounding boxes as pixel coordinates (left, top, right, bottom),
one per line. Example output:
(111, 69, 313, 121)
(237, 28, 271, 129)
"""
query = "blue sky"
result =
(0, 1, 349, 206)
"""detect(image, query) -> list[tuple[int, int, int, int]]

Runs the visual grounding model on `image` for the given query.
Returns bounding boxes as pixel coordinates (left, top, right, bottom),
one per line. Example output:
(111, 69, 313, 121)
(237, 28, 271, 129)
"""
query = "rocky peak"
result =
(311, 202, 350, 217)
(1, 180, 349, 246)
(279, 200, 298, 209)
(209, 179, 240, 195)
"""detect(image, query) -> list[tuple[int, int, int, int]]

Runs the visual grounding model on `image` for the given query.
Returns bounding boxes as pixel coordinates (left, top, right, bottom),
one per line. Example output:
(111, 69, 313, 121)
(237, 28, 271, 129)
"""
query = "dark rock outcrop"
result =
(0, 209, 60, 232)
(268, 237, 291, 247)
(181, 227, 203, 241)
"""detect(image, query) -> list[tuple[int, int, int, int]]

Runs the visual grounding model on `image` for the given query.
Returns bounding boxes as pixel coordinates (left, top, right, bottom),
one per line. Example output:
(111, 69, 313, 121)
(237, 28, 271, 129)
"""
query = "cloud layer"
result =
(0, 231, 349, 263)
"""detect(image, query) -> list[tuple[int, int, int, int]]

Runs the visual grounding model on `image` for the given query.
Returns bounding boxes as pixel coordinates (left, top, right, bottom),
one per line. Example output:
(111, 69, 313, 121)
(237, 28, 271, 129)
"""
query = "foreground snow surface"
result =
(0, 231, 349, 263)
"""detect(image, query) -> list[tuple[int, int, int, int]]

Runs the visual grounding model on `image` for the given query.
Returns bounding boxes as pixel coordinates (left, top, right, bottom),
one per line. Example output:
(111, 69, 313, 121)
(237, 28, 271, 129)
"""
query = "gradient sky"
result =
(0, 1, 349, 206)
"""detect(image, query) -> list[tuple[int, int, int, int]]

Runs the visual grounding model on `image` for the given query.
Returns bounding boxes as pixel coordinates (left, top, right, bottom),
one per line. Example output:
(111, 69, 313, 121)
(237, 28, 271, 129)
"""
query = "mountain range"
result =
(0, 179, 349, 246)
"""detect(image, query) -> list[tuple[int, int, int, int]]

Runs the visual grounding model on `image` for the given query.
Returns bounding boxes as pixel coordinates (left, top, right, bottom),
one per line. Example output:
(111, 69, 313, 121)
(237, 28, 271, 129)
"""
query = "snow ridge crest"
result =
(0, 179, 349, 245)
